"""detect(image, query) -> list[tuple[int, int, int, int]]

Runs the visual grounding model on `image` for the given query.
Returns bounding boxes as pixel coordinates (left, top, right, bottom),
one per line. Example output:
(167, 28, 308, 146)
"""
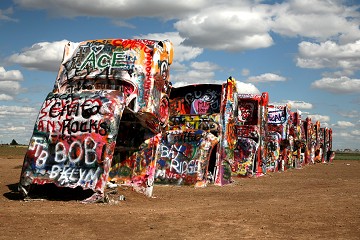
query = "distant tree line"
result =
(336, 149, 360, 153)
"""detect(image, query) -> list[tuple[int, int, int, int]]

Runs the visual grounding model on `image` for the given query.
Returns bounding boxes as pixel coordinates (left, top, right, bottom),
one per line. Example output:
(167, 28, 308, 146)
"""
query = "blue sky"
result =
(0, 0, 359, 150)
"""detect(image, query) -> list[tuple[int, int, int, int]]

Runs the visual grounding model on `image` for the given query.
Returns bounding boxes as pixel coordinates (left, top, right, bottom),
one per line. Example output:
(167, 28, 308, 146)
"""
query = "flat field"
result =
(1, 146, 359, 239)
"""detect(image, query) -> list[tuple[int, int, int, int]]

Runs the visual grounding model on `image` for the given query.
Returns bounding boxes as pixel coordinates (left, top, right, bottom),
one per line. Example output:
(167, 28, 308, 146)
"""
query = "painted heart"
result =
(91, 45, 104, 54)
(191, 99, 210, 114)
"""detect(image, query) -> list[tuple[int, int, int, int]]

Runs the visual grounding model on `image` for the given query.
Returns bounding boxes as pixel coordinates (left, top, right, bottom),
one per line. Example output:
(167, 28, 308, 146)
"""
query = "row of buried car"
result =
(18, 39, 334, 202)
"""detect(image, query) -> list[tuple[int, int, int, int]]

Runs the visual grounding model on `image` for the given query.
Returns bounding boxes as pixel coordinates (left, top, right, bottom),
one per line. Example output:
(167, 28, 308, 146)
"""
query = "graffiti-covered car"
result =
(235, 92, 269, 177)
(289, 109, 304, 168)
(161, 83, 222, 186)
(160, 77, 239, 186)
(18, 39, 173, 202)
(267, 104, 292, 172)
(321, 127, 335, 163)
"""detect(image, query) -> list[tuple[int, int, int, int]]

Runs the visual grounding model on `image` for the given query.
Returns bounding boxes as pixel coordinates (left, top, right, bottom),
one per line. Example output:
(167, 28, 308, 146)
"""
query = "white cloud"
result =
(190, 61, 219, 71)
(0, 81, 22, 100)
(0, 105, 38, 117)
(134, 33, 217, 85)
(334, 131, 351, 138)
(311, 76, 360, 94)
(236, 81, 260, 95)
(171, 67, 216, 84)
(306, 114, 330, 123)
(286, 100, 313, 110)
(320, 122, 330, 128)
(0, 94, 13, 101)
(12, 0, 360, 54)
(135, 32, 203, 62)
(247, 73, 286, 83)
(296, 40, 360, 73)
(172, 81, 191, 88)
(7, 40, 69, 72)
(270, 0, 360, 43)
(0, 105, 39, 144)
(338, 110, 360, 118)
(350, 129, 360, 137)
(0, 67, 24, 81)
(336, 121, 355, 128)
(175, 4, 273, 51)
(13, 0, 206, 19)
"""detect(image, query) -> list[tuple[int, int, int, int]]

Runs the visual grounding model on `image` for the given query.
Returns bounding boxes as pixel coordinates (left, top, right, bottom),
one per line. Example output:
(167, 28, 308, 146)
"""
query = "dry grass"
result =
(0, 145, 27, 158)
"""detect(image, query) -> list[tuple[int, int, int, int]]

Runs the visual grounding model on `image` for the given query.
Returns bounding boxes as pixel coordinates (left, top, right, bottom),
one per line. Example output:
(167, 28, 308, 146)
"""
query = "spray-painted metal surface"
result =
(235, 92, 269, 177)
(302, 117, 314, 164)
(289, 110, 304, 168)
(155, 129, 218, 187)
(19, 38, 174, 201)
(167, 83, 222, 185)
(267, 104, 291, 172)
(215, 77, 239, 184)
(18, 91, 125, 200)
(166, 77, 239, 186)
(18, 38, 336, 202)
(318, 126, 335, 163)
(313, 121, 322, 163)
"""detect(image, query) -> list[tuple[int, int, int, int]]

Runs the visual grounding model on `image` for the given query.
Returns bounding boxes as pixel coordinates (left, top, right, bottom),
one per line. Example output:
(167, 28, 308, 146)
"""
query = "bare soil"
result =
(1, 156, 359, 240)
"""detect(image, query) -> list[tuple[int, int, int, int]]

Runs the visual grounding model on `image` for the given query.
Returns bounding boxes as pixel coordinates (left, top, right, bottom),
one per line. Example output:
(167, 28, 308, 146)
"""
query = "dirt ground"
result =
(1, 157, 359, 240)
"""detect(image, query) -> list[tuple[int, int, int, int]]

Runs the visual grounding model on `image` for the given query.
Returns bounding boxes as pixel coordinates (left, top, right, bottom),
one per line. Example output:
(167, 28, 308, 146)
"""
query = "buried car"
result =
(18, 38, 173, 202)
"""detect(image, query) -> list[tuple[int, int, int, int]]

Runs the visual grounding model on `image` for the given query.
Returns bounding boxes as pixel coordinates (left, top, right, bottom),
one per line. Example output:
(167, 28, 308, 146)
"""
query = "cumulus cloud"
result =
(270, 0, 360, 43)
(0, 105, 37, 117)
(6, 40, 70, 72)
(0, 105, 39, 144)
(12, 0, 360, 54)
(350, 129, 360, 137)
(296, 40, 360, 74)
(13, 0, 206, 19)
(134, 32, 219, 85)
(236, 81, 260, 95)
(0, 67, 23, 81)
(311, 76, 360, 94)
(0, 94, 14, 101)
(335, 121, 355, 128)
(286, 100, 313, 110)
(306, 114, 330, 123)
(170, 63, 218, 84)
(175, 4, 273, 51)
(135, 32, 203, 62)
(270, 100, 313, 110)
(0, 67, 24, 101)
(338, 110, 360, 118)
(247, 73, 286, 83)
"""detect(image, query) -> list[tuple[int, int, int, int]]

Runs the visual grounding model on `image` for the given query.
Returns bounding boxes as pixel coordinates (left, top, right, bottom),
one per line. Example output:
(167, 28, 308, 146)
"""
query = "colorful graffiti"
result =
(235, 92, 268, 177)
(19, 91, 125, 200)
(267, 104, 291, 172)
(233, 137, 259, 176)
(289, 110, 303, 168)
(19, 38, 174, 201)
(167, 79, 238, 185)
(55, 39, 173, 129)
(155, 129, 218, 187)
(19, 39, 335, 202)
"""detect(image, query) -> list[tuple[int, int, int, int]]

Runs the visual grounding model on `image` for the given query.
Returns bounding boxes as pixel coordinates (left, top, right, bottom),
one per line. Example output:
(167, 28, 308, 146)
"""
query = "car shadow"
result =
(3, 183, 94, 201)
